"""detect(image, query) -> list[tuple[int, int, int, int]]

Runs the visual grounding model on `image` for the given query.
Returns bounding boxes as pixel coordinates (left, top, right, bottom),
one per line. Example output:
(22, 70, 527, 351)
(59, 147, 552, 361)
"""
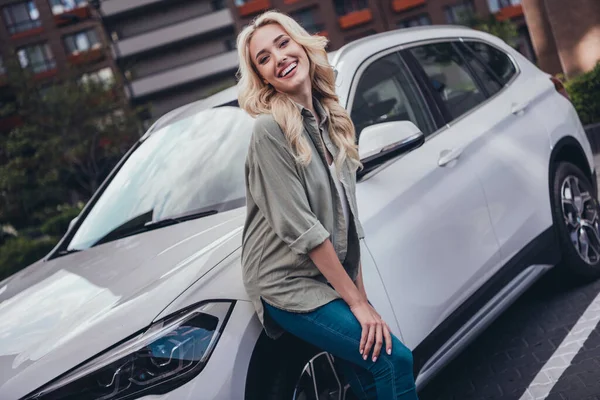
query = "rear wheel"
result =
(552, 161, 600, 280)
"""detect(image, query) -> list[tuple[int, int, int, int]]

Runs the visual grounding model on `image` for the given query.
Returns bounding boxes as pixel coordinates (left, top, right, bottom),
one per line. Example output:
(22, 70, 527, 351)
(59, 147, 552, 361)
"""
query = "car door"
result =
(349, 47, 502, 364)
(457, 39, 556, 263)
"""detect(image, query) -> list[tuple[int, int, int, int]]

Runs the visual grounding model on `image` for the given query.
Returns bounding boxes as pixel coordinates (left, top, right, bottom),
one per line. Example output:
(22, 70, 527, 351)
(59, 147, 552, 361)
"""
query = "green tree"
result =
(0, 58, 143, 230)
(459, 10, 519, 48)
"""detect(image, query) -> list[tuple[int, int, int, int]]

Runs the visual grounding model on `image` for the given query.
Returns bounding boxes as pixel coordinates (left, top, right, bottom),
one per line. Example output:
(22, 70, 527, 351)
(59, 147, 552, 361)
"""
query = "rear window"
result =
(464, 41, 517, 86)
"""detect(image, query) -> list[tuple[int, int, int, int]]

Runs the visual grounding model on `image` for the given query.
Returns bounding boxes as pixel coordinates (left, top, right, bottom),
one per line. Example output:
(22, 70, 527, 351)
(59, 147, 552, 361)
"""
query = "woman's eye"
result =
(259, 56, 268, 64)
(280, 39, 289, 48)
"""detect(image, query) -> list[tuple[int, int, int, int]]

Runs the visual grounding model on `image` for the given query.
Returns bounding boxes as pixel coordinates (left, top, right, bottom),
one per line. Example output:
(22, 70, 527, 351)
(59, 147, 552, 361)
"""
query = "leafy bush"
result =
(0, 236, 58, 281)
(565, 61, 600, 126)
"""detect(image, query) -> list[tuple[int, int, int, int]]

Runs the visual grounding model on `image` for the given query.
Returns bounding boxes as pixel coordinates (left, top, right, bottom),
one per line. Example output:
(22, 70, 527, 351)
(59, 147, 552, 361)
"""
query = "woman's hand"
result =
(349, 301, 393, 362)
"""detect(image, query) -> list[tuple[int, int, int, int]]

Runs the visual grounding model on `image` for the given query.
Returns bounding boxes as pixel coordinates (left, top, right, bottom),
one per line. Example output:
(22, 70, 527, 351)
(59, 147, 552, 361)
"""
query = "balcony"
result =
(393, 0, 426, 13)
(67, 47, 105, 65)
(129, 50, 238, 98)
(33, 69, 58, 81)
(495, 4, 524, 20)
(114, 9, 233, 59)
(101, 0, 164, 17)
(54, 4, 92, 26)
(338, 9, 373, 30)
(9, 26, 43, 40)
(237, 0, 271, 17)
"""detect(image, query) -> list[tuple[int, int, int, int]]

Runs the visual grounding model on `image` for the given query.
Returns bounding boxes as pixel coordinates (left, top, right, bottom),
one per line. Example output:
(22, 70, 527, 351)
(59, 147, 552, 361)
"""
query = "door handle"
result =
(511, 101, 529, 115)
(438, 148, 463, 167)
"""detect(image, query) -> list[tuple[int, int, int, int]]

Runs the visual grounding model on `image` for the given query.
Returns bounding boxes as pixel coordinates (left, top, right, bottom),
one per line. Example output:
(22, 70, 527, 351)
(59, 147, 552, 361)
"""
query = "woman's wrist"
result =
(346, 289, 369, 308)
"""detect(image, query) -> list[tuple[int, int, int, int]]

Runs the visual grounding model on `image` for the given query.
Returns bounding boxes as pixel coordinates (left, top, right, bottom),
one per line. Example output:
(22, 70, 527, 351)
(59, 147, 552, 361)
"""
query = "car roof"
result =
(148, 25, 501, 134)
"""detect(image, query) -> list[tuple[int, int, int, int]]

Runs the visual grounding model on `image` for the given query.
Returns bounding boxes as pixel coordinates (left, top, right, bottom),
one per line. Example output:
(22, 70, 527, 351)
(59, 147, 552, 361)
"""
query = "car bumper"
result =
(144, 301, 261, 400)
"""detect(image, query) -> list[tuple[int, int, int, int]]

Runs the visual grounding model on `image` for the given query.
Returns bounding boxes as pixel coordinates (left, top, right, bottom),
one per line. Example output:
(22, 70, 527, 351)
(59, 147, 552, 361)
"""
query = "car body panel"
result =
(0, 208, 245, 399)
(354, 123, 503, 349)
(151, 301, 260, 400)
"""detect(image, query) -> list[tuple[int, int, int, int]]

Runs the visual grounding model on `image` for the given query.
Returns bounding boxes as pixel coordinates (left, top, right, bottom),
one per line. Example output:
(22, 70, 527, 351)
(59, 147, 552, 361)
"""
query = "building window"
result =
(334, 0, 369, 16)
(17, 43, 56, 74)
(211, 0, 226, 10)
(398, 14, 431, 28)
(0, 56, 5, 75)
(80, 67, 115, 88)
(64, 29, 100, 55)
(2, 1, 41, 35)
(49, 0, 88, 15)
(444, 1, 474, 24)
(487, 0, 521, 13)
(291, 9, 324, 34)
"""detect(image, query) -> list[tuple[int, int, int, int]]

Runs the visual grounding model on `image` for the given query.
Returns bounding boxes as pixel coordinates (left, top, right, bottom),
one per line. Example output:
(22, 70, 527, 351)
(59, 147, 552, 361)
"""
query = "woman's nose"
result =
(276, 55, 288, 67)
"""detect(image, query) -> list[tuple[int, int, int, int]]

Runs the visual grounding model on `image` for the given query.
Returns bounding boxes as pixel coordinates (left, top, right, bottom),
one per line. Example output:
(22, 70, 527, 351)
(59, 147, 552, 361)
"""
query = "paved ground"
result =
(419, 154, 600, 400)
(418, 271, 600, 400)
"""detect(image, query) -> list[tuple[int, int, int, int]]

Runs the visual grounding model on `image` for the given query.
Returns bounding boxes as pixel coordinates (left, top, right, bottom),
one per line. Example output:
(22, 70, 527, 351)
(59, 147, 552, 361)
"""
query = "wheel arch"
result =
(244, 331, 316, 399)
(550, 136, 596, 195)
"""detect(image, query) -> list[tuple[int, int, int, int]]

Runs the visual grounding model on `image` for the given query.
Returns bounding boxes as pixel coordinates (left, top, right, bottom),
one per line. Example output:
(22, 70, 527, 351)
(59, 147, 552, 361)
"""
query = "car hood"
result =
(0, 208, 246, 399)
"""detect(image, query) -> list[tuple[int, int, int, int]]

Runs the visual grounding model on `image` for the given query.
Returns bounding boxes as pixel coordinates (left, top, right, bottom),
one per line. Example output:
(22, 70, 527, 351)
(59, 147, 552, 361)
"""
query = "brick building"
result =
(0, 0, 119, 131)
(230, 0, 535, 60)
(522, 0, 600, 78)
(99, 0, 238, 121)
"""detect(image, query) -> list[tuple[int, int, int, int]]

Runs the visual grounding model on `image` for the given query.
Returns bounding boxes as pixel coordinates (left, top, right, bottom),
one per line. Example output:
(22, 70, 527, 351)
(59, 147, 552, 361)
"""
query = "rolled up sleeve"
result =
(247, 119, 330, 254)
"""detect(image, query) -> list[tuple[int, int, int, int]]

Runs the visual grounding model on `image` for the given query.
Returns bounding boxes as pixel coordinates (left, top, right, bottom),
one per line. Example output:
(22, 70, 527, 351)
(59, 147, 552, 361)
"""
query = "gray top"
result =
(241, 98, 365, 339)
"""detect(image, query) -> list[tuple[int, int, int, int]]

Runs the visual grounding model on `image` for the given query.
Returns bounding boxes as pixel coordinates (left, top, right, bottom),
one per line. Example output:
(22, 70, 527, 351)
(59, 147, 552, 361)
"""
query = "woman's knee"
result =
(386, 341, 414, 373)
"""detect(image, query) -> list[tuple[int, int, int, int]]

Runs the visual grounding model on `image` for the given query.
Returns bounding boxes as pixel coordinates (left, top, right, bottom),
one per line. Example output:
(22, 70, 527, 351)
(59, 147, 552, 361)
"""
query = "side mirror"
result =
(358, 121, 425, 179)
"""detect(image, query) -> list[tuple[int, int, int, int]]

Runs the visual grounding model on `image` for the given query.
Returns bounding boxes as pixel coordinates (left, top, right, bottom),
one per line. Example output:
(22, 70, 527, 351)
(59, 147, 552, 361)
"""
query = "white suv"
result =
(1, 26, 598, 400)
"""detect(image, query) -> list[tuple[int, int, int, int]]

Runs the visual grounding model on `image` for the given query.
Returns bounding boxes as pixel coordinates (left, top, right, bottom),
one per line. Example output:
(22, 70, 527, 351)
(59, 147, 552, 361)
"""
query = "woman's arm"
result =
(309, 239, 365, 307)
(355, 262, 368, 300)
(309, 240, 392, 361)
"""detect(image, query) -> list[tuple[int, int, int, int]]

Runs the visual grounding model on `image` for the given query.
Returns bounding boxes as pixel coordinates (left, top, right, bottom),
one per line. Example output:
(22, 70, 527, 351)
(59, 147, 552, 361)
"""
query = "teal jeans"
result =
(263, 299, 419, 399)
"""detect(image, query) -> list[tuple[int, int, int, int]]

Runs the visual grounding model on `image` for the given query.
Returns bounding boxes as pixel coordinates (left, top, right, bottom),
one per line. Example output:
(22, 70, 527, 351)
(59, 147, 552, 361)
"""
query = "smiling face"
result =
(248, 23, 311, 97)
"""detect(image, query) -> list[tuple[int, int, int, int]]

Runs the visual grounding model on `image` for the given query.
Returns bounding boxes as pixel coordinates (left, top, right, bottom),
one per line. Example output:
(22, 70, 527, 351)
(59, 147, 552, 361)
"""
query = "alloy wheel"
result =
(561, 175, 600, 265)
(292, 352, 351, 400)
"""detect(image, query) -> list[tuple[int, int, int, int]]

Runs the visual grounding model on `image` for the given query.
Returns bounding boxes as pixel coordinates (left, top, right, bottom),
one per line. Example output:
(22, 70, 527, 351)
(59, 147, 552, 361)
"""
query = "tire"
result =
(248, 333, 355, 400)
(551, 161, 600, 281)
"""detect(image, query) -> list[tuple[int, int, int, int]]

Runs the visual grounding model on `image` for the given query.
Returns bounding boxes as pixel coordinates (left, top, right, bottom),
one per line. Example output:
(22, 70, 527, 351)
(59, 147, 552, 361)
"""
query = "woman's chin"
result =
(276, 75, 309, 95)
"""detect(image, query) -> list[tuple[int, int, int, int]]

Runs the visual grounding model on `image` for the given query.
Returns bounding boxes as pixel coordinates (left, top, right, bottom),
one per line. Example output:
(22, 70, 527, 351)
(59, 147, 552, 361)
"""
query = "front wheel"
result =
(552, 161, 600, 280)
(250, 334, 356, 400)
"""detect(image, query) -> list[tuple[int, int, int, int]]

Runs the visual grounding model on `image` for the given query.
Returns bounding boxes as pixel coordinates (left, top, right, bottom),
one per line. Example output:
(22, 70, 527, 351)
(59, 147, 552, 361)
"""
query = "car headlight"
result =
(26, 301, 235, 400)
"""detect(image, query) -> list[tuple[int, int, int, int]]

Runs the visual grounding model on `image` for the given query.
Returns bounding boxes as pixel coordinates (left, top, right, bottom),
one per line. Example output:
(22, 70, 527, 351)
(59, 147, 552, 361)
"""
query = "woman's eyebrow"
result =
(255, 34, 286, 61)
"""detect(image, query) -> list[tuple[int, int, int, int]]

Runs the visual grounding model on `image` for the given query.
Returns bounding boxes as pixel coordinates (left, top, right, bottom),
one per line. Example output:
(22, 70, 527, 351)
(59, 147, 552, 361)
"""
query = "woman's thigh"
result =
(263, 299, 413, 375)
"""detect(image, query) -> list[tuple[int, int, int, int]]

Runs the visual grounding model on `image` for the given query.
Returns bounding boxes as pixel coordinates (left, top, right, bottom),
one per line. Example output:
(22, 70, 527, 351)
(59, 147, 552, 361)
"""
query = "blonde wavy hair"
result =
(236, 10, 361, 171)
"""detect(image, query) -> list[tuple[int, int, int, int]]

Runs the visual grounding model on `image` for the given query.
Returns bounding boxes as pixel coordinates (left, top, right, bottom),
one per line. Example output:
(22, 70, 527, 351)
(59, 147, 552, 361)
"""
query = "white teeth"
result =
(281, 62, 297, 77)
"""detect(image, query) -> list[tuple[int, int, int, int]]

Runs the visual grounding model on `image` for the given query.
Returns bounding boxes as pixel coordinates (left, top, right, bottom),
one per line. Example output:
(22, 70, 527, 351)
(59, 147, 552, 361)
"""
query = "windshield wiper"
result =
(92, 209, 219, 247)
(56, 248, 81, 256)
(146, 209, 219, 227)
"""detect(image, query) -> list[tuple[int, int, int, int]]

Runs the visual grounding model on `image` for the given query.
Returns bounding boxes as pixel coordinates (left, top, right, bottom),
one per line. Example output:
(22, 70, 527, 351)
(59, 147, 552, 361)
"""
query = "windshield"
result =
(68, 106, 253, 251)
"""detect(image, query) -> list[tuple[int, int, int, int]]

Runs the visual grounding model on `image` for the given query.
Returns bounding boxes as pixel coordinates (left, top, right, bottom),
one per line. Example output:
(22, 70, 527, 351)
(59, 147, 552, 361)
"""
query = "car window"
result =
(464, 41, 517, 86)
(350, 52, 435, 138)
(68, 106, 253, 251)
(456, 42, 502, 96)
(409, 42, 486, 120)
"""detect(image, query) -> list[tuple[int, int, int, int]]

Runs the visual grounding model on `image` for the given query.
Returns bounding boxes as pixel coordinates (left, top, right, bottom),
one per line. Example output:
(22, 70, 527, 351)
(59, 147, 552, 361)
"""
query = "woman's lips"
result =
(279, 61, 298, 79)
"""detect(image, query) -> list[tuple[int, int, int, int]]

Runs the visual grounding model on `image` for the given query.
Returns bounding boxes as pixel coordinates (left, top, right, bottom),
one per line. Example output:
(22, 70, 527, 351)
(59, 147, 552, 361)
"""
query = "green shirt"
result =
(241, 99, 364, 339)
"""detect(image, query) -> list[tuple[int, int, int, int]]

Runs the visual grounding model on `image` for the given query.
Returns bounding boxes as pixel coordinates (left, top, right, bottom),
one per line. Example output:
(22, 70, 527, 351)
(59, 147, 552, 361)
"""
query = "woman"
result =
(237, 11, 419, 399)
